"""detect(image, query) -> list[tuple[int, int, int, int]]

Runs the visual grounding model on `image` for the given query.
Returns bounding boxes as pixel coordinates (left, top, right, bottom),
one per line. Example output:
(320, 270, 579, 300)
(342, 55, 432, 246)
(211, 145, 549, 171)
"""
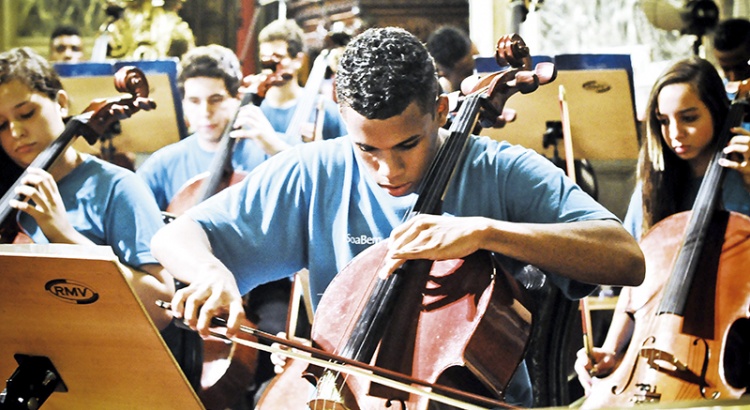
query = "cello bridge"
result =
(640, 347, 687, 372)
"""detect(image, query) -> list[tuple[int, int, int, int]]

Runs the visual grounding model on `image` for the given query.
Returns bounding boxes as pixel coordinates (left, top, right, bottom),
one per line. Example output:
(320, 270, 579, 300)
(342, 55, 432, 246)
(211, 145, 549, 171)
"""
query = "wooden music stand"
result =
(0, 244, 203, 409)
(481, 68, 639, 160)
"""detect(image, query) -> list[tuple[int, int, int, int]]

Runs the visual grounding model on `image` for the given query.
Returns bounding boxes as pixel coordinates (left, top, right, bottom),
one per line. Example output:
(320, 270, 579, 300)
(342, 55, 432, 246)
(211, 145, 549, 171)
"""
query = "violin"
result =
(581, 81, 750, 407)
(0, 67, 155, 244)
(257, 34, 556, 410)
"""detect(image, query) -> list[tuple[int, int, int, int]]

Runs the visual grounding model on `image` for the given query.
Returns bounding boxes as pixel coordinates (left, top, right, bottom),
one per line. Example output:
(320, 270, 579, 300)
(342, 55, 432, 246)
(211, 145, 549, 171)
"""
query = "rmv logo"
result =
(45, 279, 99, 304)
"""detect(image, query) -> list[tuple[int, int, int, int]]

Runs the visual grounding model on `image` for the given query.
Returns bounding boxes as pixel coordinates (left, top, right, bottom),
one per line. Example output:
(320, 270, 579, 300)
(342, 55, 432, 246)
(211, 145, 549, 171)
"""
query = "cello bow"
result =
(558, 84, 598, 368)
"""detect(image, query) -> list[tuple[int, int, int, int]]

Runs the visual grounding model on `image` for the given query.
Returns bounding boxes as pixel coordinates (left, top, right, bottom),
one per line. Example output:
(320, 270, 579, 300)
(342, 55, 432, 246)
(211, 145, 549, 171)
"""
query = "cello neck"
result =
(284, 49, 330, 142)
(658, 82, 750, 316)
(196, 91, 255, 203)
(410, 93, 483, 216)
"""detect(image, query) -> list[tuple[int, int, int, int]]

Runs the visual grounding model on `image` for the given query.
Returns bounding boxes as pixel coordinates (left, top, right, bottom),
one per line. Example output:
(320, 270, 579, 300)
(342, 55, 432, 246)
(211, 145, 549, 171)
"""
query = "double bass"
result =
(0, 67, 155, 244)
(257, 34, 557, 409)
(582, 82, 750, 407)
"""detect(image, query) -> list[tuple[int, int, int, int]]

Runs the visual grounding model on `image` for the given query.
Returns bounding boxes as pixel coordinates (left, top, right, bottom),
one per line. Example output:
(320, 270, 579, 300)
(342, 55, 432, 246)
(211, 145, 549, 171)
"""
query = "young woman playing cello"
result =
(574, 57, 750, 402)
(0, 47, 203, 388)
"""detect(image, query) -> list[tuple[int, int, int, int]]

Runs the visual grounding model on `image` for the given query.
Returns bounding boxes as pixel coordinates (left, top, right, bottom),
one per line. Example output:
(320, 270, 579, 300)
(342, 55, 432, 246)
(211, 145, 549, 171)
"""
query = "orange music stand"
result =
(0, 244, 204, 409)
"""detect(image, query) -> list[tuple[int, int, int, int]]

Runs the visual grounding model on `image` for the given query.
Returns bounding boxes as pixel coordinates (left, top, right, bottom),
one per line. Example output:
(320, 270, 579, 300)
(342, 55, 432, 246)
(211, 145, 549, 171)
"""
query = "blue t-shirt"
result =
(187, 135, 614, 308)
(623, 170, 750, 240)
(137, 134, 269, 210)
(19, 155, 164, 268)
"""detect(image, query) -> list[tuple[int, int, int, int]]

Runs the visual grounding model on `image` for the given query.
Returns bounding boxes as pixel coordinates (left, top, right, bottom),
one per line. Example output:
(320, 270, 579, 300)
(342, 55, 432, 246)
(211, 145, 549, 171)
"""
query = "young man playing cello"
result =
(136, 44, 278, 211)
(152, 27, 645, 407)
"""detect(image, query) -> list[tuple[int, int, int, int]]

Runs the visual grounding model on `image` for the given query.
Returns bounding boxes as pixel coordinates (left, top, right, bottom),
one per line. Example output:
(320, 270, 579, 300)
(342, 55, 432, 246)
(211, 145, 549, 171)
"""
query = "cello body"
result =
(583, 210, 750, 408)
(257, 243, 532, 409)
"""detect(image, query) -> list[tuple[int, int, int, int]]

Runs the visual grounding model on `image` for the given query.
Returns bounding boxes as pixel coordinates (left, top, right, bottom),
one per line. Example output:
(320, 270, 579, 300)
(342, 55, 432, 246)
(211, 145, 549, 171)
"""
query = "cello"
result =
(165, 57, 282, 217)
(0, 67, 155, 244)
(257, 34, 557, 409)
(581, 81, 750, 407)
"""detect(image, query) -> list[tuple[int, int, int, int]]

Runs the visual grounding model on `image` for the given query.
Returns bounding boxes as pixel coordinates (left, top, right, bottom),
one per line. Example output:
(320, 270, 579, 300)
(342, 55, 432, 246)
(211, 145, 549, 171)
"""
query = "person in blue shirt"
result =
(137, 44, 283, 211)
(0, 47, 205, 385)
(137, 43, 304, 408)
(152, 27, 645, 407)
(239, 19, 347, 147)
(574, 58, 750, 399)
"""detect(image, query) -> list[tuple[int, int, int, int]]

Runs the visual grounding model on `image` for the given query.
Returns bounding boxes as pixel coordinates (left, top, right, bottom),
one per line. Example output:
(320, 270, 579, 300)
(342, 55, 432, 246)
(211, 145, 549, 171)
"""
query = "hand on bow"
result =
(573, 347, 617, 396)
(170, 267, 246, 338)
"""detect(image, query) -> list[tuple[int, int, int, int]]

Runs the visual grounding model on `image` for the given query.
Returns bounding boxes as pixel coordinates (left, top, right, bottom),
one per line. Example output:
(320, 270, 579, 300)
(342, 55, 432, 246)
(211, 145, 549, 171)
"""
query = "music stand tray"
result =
(0, 244, 203, 409)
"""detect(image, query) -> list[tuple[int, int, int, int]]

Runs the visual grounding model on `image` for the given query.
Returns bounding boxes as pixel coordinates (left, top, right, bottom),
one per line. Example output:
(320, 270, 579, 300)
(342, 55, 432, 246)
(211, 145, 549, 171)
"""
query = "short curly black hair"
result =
(335, 27, 439, 120)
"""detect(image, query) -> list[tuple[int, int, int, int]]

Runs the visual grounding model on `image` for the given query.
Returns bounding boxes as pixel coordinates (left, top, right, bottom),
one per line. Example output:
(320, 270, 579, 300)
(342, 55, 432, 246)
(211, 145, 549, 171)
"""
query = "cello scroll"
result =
(457, 34, 556, 131)
(77, 66, 156, 144)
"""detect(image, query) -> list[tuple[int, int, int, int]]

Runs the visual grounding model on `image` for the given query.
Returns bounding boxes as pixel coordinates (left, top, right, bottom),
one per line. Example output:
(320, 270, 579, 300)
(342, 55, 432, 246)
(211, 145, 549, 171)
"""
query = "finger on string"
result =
(13, 185, 38, 201)
(377, 255, 404, 280)
(718, 158, 743, 169)
(20, 172, 43, 188)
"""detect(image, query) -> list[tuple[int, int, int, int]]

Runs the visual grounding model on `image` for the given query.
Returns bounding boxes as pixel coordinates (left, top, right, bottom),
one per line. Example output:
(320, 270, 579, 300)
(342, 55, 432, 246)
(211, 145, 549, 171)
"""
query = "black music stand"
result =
(0, 244, 203, 409)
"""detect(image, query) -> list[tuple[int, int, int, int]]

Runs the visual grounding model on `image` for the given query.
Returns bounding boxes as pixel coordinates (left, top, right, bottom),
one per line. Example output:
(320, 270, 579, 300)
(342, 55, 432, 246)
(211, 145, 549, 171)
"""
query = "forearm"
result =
(257, 131, 292, 156)
(120, 263, 175, 330)
(150, 216, 233, 285)
(152, 216, 246, 336)
(480, 219, 645, 286)
(600, 290, 635, 358)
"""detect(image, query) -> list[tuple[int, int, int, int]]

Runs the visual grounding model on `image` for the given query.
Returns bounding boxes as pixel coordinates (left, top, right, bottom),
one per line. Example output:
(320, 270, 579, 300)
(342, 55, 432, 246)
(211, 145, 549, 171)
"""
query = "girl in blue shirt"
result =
(0, 47, 175, 337)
